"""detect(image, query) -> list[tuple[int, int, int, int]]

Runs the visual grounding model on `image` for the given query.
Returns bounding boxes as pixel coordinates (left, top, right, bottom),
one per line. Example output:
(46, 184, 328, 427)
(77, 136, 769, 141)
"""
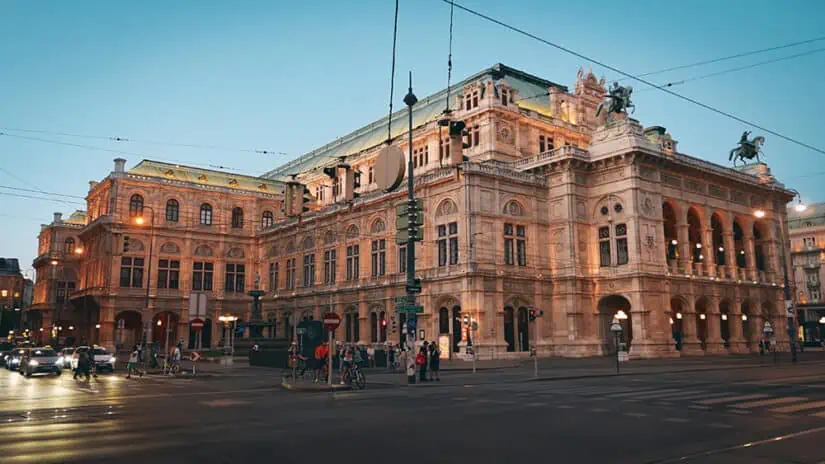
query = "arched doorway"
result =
(115, 310, 142, 351)
(695, 297, 709, 350)
(517, 307, 530, 352)
(662, 201, 679, 264)
(753, 222, 767, 274)
(670, 297, 685, 350)
(503, 307, 515, 352)
(598, 295, 632, 353)
(719, 300, 731, 347)
(152, 311, 179, 354)
(451, 306, 462, 353)
(687, 207, 704, 265)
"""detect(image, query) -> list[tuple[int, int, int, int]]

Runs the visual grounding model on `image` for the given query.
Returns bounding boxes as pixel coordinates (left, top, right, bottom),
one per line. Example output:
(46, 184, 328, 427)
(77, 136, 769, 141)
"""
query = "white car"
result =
(71, 346, 116, 372)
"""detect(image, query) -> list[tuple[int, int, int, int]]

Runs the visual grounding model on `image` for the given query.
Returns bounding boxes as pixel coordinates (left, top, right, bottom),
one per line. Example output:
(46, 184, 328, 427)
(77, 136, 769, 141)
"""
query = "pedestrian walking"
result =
(314, 340, 329, 383)
(126, 345, 139, 379)
(367, 345, 375, 368)
(429, 342, 440, 381)
(416, 344, 428, 382)
(388, 344, 397, 373)
(74, 348, 91, 381)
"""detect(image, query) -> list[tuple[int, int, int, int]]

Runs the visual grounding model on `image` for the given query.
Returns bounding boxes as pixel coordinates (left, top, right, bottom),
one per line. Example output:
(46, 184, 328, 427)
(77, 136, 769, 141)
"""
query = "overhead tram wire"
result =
(0, 126, 289, 157)
(636, 46, 825, 93)
(0, 185, 86, 199)
(386, 0, 400, 144)
(443, 0, 825, 157)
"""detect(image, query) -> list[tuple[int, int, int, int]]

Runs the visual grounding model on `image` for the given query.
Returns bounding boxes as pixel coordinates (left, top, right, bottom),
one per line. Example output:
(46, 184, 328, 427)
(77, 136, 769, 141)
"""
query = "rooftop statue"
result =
(596, 82, 634, 121)
(729, 131, 765, 166)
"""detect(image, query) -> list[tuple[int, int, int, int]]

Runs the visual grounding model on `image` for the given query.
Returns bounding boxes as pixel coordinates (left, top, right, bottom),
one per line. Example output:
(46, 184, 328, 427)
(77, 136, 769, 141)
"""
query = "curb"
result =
(280, 379, 352, 393)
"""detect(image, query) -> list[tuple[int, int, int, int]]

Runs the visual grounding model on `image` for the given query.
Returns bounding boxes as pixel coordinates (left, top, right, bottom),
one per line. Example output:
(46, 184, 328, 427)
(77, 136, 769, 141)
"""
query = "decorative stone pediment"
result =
(194, 245, 213, 257)
(228, 247, 245, 259)
(160, 242, 180, 254)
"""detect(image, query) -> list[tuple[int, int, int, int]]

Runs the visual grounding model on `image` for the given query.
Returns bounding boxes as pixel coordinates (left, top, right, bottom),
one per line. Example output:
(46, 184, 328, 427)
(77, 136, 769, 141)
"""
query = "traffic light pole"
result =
(403, 72, 418, 385)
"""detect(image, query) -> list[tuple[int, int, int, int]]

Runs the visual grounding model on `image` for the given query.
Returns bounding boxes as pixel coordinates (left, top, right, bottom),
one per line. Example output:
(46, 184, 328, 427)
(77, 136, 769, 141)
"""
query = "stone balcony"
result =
(667, 260, 778, 285)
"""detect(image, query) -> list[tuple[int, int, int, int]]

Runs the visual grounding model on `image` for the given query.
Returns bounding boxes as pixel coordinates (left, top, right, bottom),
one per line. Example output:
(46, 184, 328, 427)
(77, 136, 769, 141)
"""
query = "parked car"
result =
(71, 346, 116, 372)
(6, 348, 28, 371)
(58, 348, 75, 369)
(0, 342, 14, 367)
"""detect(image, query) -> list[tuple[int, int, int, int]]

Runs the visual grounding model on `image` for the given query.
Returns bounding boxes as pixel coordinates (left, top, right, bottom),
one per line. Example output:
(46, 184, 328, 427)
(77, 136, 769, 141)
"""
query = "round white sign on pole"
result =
(374, 145, 406, 192)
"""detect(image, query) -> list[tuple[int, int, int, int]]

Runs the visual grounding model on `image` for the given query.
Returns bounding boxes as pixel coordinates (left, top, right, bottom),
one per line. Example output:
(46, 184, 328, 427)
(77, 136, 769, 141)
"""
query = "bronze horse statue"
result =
(596, 82, 634, 120)
(729, 131, 765, 166)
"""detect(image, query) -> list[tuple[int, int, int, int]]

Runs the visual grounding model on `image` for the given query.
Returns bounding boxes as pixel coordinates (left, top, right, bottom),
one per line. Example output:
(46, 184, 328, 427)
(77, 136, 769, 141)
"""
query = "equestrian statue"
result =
(729, 131, 765, 166)
(596, 82, 635, 120)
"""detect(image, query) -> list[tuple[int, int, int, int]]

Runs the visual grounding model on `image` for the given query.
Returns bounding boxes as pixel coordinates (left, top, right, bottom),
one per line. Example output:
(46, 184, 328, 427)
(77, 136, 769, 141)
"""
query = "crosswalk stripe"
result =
(731, 397, 808, 409)
(637, 390, 704, 400)
(772, 400, 825, 414)
(697, 394, 769, 405)
(810, 410, 825, 418)
(659, 392, 733, 402)
(605, 389, 681, 398)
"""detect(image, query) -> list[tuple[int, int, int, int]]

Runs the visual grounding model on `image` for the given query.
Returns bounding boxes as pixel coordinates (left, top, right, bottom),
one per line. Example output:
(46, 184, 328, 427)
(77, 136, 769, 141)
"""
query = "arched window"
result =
(165, 199, 179, 222)
(200, 204, 213, 226)
(129, 194, 144, 217)
(231, 207, 244, 228)
(64, 238, 75, 254)
(261, 210, 274, 229)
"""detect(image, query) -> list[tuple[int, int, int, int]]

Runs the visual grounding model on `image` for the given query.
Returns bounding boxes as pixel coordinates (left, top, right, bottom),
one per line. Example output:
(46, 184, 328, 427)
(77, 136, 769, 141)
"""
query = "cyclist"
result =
(340, 344, 353, 385)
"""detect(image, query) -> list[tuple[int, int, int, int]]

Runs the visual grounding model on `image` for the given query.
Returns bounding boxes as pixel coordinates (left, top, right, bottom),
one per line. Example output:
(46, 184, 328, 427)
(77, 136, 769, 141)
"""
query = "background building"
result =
(28, 64, 797, 359)
(0, 258, 26, 339)
(789, 202, 825, 342)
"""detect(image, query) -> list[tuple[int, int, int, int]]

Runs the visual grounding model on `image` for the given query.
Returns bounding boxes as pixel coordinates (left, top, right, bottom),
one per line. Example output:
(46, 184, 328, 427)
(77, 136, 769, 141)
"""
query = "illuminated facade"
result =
(789, 203, 825, 342)
(28, 64, 796, 358)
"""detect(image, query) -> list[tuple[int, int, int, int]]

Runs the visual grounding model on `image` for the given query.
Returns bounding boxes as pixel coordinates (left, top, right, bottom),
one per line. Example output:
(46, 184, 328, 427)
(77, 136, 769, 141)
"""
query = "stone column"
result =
(358, 300, 369, 344)
(723, 232, 737, 279)
(704, 298, 726, 354)
(744, 228, 757, 281)
(702, 228, 715, 277)
(677, 220, 691, 274)
(727, 301, 748, 353)
(680, 305, 704, 355)
(749, 314, 763, 353)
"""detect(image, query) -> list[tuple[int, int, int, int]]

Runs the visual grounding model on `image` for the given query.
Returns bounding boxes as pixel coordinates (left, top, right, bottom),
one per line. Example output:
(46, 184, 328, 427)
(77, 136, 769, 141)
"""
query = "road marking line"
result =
(731, 396, 808, 409)
(527, 402, 547, 407)
(662, 392, 734, 402)
(727, 409, 751, 415)
(555, 405, 574, 409)
(811, 410, 825, 419)
(624, 412, 647, 418)
(639, 390, 704, 400)
(664, 417, 690, 423)
(623, 399, 640, 403)
(697, 393, 769, 405)
(590, 408, 608, 413)
(708, 423, 733, 429)
(606, 389, 681, 398)
(773, 400, 825, 414)
(689, 405, 711, 410)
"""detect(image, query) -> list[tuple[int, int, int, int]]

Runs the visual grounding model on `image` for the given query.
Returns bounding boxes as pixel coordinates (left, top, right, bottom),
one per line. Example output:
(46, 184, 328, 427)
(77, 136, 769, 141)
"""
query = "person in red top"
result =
(314, 341, 330, 383)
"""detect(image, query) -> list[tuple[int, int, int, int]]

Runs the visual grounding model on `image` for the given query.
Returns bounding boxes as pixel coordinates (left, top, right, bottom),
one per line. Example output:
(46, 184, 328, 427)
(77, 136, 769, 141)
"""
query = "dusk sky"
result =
(2, 0, 824, 272)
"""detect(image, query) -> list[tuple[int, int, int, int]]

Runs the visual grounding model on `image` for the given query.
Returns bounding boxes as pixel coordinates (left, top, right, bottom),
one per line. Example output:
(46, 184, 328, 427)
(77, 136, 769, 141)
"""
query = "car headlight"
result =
(28, 360, 38, 367)
(57, 356, 64, 364)
(109, 357, 116, 364)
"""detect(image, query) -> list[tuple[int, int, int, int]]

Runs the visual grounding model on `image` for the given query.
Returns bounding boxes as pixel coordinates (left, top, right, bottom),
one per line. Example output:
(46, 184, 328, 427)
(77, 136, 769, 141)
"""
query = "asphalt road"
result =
(3, 361, 825, 463)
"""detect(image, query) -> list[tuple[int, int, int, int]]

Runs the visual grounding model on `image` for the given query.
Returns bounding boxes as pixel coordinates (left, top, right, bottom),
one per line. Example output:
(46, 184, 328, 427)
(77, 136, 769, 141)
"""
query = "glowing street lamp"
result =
(753, 209, 766, 219)
(50, 260, 58, 266)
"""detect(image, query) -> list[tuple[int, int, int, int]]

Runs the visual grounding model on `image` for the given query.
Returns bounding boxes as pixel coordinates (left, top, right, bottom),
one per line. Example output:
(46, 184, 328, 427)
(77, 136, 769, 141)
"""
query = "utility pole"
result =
(403, 72, 418, 385)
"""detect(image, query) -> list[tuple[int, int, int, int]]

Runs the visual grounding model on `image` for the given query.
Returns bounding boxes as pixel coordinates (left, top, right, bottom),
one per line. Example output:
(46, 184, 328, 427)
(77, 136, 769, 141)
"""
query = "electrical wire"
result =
(0, 185, 87, 199)
(0, 126, 288, 156)
(637, 46, 825, 93)
(0, 191, 86, 206)
(386, 0, 400, 144)
(442, 0, 825, 157)
(444, 0, 456, 115)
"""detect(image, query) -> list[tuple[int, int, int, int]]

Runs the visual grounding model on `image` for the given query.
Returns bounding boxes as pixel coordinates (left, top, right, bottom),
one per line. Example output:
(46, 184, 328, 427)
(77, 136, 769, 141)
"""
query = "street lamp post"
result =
(610, 318, 623, 375)
(135, 206, 156, 315)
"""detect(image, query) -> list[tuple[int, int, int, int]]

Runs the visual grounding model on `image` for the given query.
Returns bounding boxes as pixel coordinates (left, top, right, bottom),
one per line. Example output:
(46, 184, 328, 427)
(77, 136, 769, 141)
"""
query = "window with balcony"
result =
(504, 224, 527, 266)
(368, 166, 374, 185)
(500, 87, 509, 106)
(119, 257, 144, 288)
(346, 245, 360, 281)
(303, 254, 315, 287)
(199, 204, 213, 226)
(129, 194, 144, 217)
(261, 210, 274, 229)
(224, 263, 245, 292)
(165, 199, 179, 222)
(463, 125, 480, 148)
(157, 259, 180, 289)
(324, 249, 336, 284)
(269, 262, 279, 290)
(804, 237, 817, 248)
(439, 137, 451, 162)
(64, 238, 75, 254)
(192, 262, 214, 291)
(371, 239, 386, 277)
(231, 207, 244, 229)
(438, 222, 459, 267)
(285, 258, 296, 289)
(413, 146, 429, 169)
(56, 281, 76, 304)
(539, 135, 554, 153)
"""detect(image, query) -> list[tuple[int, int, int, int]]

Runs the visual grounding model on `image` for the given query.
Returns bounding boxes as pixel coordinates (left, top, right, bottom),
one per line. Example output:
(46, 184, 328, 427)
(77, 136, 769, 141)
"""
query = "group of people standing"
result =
(415, 341, 441, 382)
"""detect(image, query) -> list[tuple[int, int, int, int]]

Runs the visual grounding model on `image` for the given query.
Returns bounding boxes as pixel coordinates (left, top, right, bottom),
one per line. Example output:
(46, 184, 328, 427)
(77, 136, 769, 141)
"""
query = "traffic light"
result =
(528, 309, 544, 322)
(123, 235, 130, 253)
(390, 315, 397, 333)
(381, 318, 387, 328)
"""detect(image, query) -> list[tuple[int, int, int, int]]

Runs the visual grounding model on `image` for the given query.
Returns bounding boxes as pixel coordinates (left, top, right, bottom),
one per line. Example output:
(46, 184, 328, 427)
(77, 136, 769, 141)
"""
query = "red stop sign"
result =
(323, 313, 341, 330)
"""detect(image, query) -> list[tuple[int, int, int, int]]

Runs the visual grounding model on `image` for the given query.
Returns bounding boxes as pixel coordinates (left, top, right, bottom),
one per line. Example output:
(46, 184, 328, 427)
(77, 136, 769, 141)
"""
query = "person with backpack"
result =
(428, 342, 440, 381)
(416, 344, 428, 382)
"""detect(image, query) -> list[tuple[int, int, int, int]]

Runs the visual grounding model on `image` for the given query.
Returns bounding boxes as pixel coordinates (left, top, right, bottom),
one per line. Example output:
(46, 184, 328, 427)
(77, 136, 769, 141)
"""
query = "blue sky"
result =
(1, 0, 824, 270)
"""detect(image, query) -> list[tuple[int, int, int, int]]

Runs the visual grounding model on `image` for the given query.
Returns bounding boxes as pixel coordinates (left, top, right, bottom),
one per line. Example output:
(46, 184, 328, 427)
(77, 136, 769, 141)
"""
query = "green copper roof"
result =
(261, 63, 566, 180)
(129, 160, 284, 194)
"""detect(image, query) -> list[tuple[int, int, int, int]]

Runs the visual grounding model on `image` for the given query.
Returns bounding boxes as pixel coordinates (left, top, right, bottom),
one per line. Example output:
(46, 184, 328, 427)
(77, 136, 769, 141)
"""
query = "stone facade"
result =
(27, 63, 796, 359)
(789, 202, 825, 342)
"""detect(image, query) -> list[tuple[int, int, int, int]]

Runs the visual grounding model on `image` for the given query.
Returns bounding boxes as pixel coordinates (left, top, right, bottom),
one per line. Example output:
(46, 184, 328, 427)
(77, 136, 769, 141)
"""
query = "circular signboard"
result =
(374, 145, 406, 192)
(191, 318, 205, 331)
(323, 312, 341, 331)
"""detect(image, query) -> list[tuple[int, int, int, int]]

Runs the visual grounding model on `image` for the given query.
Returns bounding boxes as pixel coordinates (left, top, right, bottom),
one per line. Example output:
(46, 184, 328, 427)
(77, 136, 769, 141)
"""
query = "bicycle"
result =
(343, 362, 366, 389)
